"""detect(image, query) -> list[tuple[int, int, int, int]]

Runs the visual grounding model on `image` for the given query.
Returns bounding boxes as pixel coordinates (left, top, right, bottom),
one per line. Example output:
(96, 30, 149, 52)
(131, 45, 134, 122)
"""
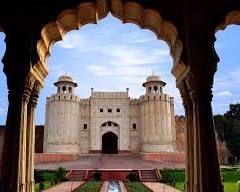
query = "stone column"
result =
(178, 80, 194, 192)
(26, 82, 41, 192)
(174, 28, 224, 191)
(0, 77, 33, 192)
(186, 72, 223, 192)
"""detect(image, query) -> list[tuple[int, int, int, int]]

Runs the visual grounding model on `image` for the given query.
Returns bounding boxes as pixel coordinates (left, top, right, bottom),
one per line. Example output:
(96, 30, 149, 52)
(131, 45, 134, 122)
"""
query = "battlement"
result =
(79, 98, 90, 105)
(91, 91, 128, 99)
(47, 93, 80, 102)
(130, 98, 140, 105)
(139, 94, 172, 102)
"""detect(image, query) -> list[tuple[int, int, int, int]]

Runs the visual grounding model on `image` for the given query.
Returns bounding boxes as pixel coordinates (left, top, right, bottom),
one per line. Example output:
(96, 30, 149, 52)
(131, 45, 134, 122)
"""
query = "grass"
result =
(124, 181, 152, 192)
(175, 181, 237, 192)
(34, 167, 68, 192)
(167, 169, 240, 192)
(75, 181, 103, 192)
(35, 181, 52, 192)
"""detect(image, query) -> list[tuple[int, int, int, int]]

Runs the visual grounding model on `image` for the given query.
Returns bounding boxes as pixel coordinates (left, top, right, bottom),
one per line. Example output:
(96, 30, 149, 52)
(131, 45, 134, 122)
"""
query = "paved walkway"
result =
(100, 181, 108, 192)
(143, 182, 181, 192)
(36, 154, 185, 170)
(43, 181, 83, 192)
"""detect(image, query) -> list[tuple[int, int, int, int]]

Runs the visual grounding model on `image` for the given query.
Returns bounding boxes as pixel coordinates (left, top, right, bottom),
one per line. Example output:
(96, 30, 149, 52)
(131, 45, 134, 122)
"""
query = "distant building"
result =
(0, 75, 230, 165)
(43, 74, 177, 154)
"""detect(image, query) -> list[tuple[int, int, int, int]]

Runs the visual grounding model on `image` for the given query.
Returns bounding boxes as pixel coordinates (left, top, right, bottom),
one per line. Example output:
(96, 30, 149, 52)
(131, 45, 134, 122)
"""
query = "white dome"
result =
(146, 74, 161, 82)
(58, 75, 73, 82)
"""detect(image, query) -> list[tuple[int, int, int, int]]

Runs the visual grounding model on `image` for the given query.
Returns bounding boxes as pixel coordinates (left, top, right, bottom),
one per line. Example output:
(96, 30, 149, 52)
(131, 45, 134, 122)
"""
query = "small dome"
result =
(146, 74, 161, 82)
(58, 75, 73, 82)
(54, 74, 77, 87)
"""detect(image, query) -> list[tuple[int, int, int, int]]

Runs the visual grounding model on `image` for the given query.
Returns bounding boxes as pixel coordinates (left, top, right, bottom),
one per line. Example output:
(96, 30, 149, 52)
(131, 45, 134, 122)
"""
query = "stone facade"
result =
(43, 74, 176, 154)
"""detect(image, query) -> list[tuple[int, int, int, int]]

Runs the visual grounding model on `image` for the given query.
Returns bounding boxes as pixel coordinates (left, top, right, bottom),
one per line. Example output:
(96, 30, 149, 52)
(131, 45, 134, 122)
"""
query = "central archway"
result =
(102, 132, 118, 154)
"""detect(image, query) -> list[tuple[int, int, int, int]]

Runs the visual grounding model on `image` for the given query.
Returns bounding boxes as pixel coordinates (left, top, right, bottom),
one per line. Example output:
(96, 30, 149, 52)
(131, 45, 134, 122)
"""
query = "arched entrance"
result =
(102, 132, 118, 154)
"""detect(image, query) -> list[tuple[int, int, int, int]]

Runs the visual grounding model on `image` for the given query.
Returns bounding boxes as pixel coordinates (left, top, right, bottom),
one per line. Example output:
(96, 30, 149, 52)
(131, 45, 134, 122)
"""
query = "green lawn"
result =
(175, 181, 237, 192)
(75, 181, 103, 192)
(124, 181, 152, 192)
(35, 181, 52, 192)
(160, 168, 240, 192)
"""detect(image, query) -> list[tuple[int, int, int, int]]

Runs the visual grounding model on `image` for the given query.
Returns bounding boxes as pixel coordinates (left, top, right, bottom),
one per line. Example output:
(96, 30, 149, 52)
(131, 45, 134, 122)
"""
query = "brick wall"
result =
(35, 125, 44, 153)
(175, 115, 185, 152)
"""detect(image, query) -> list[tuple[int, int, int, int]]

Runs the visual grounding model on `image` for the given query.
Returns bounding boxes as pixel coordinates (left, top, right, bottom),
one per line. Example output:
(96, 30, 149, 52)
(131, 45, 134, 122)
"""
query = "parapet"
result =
(139, 94, 172, 102)
(91, 91, 128, 99)
(130, 98, 140, 105)
(46, 93, 80, 103)
(79, 98, 90, 105)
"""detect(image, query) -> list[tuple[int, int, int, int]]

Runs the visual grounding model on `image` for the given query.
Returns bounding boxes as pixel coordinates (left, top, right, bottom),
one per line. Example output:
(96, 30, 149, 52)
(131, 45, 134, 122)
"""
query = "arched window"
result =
(62, 86, 66, 93)
(68, 87, 72, 93)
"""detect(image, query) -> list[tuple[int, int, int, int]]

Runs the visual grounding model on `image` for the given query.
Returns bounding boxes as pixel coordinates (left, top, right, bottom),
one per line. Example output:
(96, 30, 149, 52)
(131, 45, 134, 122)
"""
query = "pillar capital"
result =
(8, 73, 36, 104)
(29, 81, 42, 108)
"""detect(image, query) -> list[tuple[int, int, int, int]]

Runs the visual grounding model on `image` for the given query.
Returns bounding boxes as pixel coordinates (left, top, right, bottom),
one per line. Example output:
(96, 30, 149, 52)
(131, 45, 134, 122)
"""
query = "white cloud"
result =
(217, 91, 233, 96)
(57, 33, 86, 49)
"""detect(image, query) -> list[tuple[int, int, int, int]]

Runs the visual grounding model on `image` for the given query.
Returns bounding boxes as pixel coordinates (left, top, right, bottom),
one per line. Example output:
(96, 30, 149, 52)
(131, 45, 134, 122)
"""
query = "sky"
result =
(0, 14, 239, 124)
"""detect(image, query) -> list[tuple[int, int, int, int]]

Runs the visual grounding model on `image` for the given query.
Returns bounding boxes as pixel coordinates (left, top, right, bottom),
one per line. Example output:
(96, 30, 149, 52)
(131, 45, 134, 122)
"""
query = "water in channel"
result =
(106, 180, 122, 192)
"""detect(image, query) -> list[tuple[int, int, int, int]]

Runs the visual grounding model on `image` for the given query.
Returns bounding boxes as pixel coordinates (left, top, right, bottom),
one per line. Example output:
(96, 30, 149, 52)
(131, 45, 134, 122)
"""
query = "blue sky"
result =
(0, 14, 239, 124)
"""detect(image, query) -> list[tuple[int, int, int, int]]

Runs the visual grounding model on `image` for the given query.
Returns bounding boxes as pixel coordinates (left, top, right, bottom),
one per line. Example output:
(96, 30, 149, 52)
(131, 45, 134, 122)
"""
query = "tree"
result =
(214, 103, 240, 160)
(213, 115, 231, 142)
(224, 103, 240, 122)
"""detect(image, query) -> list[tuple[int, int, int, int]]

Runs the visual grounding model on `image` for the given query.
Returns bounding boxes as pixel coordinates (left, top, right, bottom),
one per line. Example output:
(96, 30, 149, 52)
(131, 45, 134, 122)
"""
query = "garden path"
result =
(143, 182, 181, 192)
(42, 181, 83, 192)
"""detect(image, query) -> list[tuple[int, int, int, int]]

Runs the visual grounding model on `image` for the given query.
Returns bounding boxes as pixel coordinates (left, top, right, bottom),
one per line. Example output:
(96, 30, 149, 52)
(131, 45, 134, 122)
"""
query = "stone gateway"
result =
(43, 74, 177, 154)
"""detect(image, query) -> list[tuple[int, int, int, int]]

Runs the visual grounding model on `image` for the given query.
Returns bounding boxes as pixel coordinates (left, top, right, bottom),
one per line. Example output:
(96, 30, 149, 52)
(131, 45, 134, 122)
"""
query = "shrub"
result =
(159, 168, 185, 186)
(91, 171, 102, 181)
(39, 182, 44, 190)
(41, 171, 57, 186)
(56, 167, 68, 182)
(126, 173, 140, 181)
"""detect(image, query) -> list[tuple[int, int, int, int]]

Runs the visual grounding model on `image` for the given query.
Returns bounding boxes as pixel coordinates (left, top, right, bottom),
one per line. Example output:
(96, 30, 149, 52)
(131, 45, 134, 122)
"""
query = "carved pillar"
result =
(178, 80, 194, 192)
(186, 71, 223, 192)
(0, 76, 33, 192)
(174, 23, 224, 190)
(26, 82, 41, 192)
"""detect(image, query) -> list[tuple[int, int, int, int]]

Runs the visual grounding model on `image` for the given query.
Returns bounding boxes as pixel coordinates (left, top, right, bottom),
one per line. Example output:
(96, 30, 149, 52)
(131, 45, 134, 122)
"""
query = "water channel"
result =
(106, 180, 122, 192)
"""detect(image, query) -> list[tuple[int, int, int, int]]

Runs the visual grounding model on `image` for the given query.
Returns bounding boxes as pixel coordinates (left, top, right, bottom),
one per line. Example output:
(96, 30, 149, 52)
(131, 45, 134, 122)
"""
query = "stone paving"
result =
(35, 154, 185, 170)
(42, 181, 83, 192)
(143, 182, 181, 192)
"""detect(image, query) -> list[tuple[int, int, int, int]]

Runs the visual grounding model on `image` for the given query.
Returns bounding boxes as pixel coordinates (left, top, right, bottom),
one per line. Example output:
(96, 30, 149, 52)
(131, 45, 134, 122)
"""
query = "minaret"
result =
(44, 75, 80, 153)
(140, 73, 175, 152)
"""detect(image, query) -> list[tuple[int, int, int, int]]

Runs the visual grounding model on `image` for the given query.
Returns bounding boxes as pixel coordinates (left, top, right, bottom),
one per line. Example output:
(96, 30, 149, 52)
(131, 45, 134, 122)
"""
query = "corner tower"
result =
(140, 74, 176, 152)
(44, 75, 80, 153)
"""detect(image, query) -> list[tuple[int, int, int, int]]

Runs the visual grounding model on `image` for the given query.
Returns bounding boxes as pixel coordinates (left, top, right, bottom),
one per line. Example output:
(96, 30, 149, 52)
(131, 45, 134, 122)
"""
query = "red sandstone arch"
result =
(216, 10, 240, 32)
(37, 0, 185, 80)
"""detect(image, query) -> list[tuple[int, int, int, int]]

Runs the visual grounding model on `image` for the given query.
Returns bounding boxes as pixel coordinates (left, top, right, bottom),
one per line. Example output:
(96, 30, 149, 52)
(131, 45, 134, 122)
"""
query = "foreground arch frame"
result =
(0, 0, 239, 192)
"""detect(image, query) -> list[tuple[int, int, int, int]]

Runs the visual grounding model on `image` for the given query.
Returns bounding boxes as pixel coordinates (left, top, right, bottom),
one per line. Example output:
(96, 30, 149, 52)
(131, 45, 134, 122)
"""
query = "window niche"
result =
(133, 123, 137, 129)
(62, 86, 67, 93)
(84, 124, 87, 129)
